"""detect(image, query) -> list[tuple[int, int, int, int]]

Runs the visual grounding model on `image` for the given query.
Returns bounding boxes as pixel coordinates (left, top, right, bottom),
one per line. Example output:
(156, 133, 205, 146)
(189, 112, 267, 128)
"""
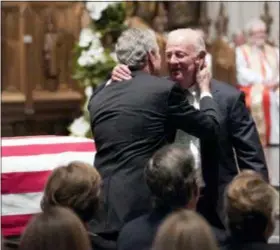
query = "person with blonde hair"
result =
(153, 210, 219, 250)
(223, 170, 279, 250)
(41, 161, 116, 250)
(19, 206, 91, 250)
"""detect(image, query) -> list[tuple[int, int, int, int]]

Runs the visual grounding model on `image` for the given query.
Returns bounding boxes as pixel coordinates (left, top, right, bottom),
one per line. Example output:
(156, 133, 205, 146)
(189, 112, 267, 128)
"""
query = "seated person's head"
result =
(225, 170, 279, 241)
(41, 161, 101, 222)
(19, 206, 91, 250)
(145, 145, 199, 210)
(153, 210, 219, 250)
(115, 28, 161, 75)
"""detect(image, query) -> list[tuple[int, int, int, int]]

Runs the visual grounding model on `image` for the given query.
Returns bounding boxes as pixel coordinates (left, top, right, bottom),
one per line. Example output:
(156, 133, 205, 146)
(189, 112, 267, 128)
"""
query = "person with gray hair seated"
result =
(117, 145, 202, 250)
(87, 28, 220, 240)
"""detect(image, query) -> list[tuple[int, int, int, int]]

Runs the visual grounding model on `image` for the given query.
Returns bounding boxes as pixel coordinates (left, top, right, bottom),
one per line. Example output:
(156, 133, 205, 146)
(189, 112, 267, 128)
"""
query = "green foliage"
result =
(69, 2, 126, 137)
(94, 3, 127, 38)
(73, 2, 126, 89)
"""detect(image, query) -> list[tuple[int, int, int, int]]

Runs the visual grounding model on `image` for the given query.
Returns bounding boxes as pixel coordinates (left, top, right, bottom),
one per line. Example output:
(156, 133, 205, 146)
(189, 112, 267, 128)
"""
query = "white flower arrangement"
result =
(69, 1, 126, 137)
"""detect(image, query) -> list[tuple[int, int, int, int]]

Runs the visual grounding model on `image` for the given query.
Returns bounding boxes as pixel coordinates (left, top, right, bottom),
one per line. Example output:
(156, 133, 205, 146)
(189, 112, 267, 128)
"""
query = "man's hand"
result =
(111, 64, 132, 81)
(196, 64, 211, 93)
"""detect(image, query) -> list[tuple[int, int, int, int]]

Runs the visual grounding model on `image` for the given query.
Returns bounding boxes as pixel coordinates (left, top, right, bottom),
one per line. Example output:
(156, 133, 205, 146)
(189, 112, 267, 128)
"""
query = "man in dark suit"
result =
(111, 28, 268, 232)
(88, 28, 221, 240)
(117, 145, 224, 250)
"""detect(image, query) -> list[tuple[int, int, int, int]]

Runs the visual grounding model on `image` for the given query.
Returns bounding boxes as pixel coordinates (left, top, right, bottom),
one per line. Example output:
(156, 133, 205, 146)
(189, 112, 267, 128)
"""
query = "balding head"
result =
(166, 28, 206, 88)
(245, 19, 266, 36)
(245, 19, 267, 47)
(167, 29, 206, 55)
(145, 145, 198, 209)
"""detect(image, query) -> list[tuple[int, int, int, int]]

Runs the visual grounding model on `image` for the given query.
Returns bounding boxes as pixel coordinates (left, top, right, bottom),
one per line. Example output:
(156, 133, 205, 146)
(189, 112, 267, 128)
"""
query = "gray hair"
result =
(115, 28, 159, 70)
(245, 18, 266, 36)
(168, 28, 206, 55)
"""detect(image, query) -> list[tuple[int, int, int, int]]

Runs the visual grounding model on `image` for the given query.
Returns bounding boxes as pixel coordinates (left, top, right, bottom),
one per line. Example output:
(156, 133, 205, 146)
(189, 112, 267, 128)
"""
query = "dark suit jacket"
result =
(89, 232, 117, 250)
(221, 239, 279, 250)
(117, 207, 228, 250)
(197, 79, 268, 230)
(88, 70, 220, 234)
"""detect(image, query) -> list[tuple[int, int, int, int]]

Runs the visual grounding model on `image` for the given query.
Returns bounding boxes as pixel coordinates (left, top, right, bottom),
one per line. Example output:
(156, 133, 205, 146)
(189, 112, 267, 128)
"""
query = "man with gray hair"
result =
(236, 18, 279, 146)
(87, 28, 220, 240)
(111, 28, 268, 242)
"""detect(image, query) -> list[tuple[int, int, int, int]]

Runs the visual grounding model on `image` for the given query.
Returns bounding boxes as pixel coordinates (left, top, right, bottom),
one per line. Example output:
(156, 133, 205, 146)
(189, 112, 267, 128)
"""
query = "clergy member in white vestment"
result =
(236, 19, 279, 146)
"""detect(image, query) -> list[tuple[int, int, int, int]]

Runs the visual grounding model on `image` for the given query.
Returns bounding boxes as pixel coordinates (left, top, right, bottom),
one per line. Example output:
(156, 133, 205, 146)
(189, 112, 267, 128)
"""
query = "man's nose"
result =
(168, 55, 178, 64)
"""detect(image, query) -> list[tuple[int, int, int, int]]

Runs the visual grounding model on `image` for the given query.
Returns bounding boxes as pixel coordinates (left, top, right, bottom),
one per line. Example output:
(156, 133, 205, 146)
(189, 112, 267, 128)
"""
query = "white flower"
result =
(88, 45, 106, 63)
(68, 116, 90, 137)
(78, 51, 96, 67)
(86, 1, 111, 20)
(89, 32, 102, 49)
(85, 86, 93, 98)
(79, 28, 95, 48)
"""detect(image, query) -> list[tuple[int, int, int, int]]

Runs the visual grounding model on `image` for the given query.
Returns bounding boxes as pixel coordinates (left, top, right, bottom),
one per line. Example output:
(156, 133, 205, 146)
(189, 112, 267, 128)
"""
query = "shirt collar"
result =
(188, 85, 200, 96)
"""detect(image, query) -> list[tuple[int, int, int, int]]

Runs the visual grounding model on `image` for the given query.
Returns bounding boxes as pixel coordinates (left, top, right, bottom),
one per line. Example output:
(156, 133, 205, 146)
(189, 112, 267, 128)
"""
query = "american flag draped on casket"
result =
(1, 136, 96, 237)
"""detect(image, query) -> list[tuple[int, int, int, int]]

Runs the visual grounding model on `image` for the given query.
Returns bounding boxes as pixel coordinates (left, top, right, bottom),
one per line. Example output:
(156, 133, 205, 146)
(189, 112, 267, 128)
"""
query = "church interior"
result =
(1, 1, 279, 248)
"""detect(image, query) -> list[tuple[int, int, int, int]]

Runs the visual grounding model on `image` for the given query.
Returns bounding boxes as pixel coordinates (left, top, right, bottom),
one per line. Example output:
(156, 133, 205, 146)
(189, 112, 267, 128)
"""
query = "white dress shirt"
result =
(175, 86, 212, 187)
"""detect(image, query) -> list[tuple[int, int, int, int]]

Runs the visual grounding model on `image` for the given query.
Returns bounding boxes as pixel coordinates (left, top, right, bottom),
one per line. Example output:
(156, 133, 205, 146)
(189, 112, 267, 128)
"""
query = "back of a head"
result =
(19, 206, 91, 250)
(41, 161, 101, 222)
(225, 170, 278, 240)
(153, 210, 219, 250)
(145, 145, 198, 209)
(167, 28, 206, 54)
(115, 28, 159, 70)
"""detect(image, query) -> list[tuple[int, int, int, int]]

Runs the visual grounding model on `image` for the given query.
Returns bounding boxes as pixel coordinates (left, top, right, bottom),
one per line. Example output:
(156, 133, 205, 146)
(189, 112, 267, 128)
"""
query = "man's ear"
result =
(147, 51, 155, 73)
(198, 50, 206, 59)
(195, 51, 207, 69)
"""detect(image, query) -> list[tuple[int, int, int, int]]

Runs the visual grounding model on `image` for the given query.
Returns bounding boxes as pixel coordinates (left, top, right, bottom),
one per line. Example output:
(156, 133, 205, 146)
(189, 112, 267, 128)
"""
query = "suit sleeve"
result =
(167, 84, 221, 139)
(229, 92, 269, 181)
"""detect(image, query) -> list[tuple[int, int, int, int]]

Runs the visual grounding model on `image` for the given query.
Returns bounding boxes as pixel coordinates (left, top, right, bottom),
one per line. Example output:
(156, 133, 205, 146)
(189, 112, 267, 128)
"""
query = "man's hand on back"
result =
(111, 64, 132, 81)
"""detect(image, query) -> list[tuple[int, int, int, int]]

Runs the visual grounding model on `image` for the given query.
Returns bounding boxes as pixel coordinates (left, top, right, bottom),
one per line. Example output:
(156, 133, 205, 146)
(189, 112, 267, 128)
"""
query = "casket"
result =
(1, 136, 96, 237)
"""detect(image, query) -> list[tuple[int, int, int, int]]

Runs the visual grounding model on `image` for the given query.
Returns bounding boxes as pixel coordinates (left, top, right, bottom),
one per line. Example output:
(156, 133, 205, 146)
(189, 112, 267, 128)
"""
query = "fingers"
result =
(111, 64, 132, 81)
(112, 65, 132, 81)
(118, 65, 131, 80)
(112, 74, 126, 82)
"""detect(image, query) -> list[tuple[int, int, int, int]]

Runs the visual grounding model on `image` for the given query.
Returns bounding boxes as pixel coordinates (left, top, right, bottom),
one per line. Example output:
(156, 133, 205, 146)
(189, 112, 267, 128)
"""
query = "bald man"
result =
(111, 28, 268, 239)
